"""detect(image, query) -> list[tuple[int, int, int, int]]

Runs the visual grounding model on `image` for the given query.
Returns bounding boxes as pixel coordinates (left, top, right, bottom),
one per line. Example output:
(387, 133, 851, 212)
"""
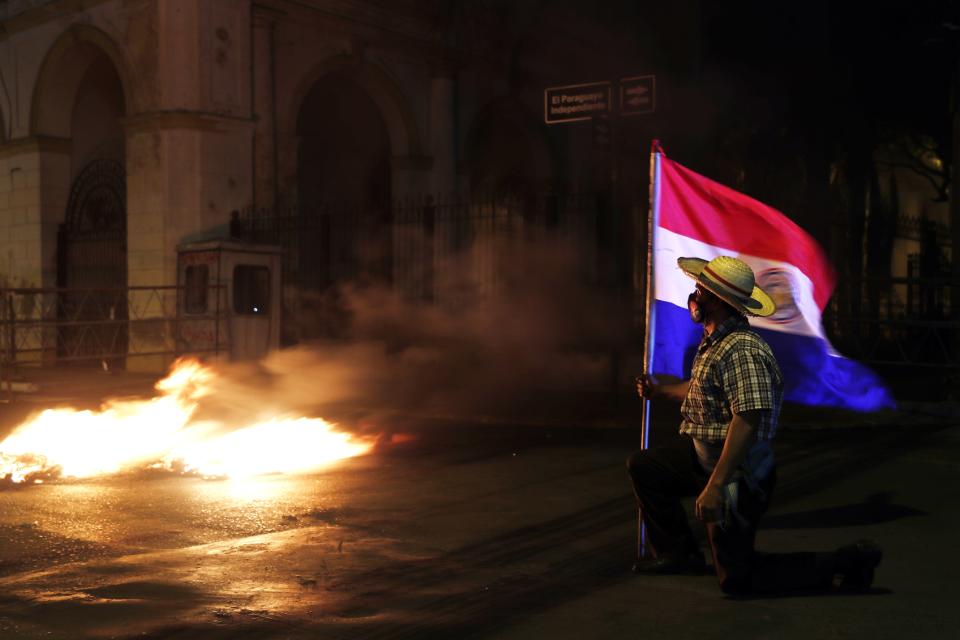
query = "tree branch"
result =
(877, 160, 950, 201)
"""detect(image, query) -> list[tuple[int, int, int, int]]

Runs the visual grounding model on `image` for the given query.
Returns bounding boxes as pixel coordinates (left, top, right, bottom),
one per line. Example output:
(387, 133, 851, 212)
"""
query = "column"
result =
(252, 5, 283, 210)
(0, 137, 71, 363)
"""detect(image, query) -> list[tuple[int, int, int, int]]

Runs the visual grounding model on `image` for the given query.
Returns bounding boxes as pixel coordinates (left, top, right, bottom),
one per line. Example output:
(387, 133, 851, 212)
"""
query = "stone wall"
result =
(0, 0, 648, 368)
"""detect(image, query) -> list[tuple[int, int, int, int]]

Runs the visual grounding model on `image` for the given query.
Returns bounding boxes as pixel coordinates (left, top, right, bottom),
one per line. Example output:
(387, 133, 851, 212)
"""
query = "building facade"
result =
(0, 0, 669, 368)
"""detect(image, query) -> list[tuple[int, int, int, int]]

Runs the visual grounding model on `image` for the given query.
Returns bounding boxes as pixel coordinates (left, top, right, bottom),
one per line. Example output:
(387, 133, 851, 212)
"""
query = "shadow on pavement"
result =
(763, 491, 925, 529)
(726, 586, 894, 601)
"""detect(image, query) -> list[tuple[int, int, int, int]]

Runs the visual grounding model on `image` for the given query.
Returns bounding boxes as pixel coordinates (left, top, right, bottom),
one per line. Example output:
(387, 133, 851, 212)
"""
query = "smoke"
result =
(192, 233, 632, 428)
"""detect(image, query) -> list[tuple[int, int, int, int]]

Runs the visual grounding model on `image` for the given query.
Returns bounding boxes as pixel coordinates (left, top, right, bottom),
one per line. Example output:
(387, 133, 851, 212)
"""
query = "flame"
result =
(0, 359, 372, 484)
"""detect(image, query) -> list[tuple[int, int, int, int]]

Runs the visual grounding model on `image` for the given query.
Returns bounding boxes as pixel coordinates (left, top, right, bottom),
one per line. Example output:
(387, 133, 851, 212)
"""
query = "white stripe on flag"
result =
(653, 227, 826, 340)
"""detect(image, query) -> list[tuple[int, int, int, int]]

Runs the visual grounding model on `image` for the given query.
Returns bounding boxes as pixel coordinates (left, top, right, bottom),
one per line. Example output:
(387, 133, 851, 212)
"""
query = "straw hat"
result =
(677, 255, 776, 317)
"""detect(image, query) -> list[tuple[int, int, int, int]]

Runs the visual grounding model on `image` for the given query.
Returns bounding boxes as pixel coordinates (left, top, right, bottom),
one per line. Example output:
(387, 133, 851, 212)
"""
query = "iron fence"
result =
(895, 213, 951, 245)
(825, 276, 958, 367)
(234, 193, 611, 286)
(233, 194, 959, 371)
(232, 192, 620, 341)
(0, 285, 229, 371)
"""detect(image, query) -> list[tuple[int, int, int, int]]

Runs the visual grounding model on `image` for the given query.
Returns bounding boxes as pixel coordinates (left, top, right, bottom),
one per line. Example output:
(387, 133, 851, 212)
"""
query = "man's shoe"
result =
(632, 551, 707, 575)
(835, 539, 883, 590)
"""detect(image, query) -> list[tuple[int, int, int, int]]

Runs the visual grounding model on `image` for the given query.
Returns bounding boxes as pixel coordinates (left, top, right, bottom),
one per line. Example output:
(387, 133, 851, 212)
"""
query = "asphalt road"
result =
(0, 406, 958, 639)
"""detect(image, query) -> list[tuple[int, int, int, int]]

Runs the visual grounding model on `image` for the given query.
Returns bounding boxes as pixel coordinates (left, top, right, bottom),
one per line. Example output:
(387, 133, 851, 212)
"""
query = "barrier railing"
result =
(0, 285, 229, 371)
(826, 276, 958, 368)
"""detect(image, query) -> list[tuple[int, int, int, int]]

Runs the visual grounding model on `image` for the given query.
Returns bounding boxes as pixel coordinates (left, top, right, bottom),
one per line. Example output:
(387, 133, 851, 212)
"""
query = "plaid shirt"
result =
(680, 315, 783, 443)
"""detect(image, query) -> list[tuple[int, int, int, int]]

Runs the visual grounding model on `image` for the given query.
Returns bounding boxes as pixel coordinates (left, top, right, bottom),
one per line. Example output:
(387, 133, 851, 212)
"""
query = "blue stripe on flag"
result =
(650, 300, 896, 411)
(651, 300, 701, 378)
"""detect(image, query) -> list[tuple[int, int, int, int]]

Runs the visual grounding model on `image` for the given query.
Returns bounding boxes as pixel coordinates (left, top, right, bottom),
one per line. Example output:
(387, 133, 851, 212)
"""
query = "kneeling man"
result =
(628, 255, 881, 594)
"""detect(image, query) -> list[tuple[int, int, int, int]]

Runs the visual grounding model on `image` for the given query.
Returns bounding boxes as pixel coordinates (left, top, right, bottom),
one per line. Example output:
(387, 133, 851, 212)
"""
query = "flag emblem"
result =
(756, 268, 801, 325)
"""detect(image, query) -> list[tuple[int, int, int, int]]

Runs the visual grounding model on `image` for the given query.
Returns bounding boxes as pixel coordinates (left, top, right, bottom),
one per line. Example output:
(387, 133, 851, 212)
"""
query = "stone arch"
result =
(288, 55, 422, 160)
(31, 25, 132, 366)
(464, 97, 556, 194)
(70, 53, 126, 179)
(296, 70, 391, 208)
(292, 62, 399, 294)
(30, 24, 135, 138)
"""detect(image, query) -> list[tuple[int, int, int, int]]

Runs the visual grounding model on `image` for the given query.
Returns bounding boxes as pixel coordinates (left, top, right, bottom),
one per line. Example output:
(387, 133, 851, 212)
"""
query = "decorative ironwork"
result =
(231, 192, 609, 342)
(63, 158, 127, 236)
(825, 276, 958, 368)
(895, 213, 950, 244)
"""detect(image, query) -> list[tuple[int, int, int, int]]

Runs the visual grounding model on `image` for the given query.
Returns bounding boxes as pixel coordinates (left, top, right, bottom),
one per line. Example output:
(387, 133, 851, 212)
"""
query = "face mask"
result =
(688, 291, 704, 324)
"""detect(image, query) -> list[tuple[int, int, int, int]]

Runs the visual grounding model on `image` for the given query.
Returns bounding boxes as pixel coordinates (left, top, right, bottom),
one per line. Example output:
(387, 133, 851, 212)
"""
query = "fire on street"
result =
(0, 359, 373, 484)
(0, 393, 958, 639)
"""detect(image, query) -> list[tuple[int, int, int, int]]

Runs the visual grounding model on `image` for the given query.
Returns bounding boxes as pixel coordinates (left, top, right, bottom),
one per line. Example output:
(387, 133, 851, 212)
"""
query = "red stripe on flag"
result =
(658, 155, 835, 310)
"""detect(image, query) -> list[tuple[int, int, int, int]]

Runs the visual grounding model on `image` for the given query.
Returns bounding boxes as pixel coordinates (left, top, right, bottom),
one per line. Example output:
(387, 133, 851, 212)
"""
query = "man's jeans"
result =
(626, 437, 836, 594)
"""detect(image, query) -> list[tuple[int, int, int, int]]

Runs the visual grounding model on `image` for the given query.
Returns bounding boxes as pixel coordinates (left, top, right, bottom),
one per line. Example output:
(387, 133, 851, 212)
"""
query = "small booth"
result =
(176, 240, 282, 361)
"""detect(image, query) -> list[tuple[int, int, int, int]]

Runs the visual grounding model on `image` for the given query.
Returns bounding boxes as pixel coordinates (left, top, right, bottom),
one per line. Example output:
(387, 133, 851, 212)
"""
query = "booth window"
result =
(233, 265, 270, 315)
(184, 265, 209, 314)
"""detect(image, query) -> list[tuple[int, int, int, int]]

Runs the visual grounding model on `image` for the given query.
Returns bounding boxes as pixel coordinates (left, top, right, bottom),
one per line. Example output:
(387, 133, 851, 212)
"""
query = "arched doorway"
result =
(286, 70, 394, 340)
(296, 71, 392, 292)
(465, 104, 553, 197)
(57, 160, 128, 365)
(54, 50, 128, 365)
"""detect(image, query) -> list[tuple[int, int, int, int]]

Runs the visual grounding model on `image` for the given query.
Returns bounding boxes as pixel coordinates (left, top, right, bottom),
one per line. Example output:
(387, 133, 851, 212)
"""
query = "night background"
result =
(0, 1, 957, 638)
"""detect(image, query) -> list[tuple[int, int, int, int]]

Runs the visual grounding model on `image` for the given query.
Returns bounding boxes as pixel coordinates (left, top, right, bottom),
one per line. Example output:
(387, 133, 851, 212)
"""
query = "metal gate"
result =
(231, 193, 606, 343)
(56, 159, 127, 365)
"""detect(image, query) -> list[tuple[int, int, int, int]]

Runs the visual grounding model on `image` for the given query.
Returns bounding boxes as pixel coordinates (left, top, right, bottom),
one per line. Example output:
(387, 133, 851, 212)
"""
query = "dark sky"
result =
(701, 1, 958, 138)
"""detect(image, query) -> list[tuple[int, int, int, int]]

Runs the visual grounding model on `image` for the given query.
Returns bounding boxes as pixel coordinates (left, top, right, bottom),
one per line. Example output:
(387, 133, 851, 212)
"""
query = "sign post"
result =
(544, 81, 612, 124)
(543, 76, 656, 124)
(545, 74, 658, 559)
(545, 75, 656, 288)
(620, 75, 656, 116)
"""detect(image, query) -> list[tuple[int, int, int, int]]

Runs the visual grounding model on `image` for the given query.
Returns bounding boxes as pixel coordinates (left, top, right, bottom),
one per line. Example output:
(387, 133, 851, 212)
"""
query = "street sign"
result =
(620, 75, 655, 116)
(544, 81, 611, 124)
